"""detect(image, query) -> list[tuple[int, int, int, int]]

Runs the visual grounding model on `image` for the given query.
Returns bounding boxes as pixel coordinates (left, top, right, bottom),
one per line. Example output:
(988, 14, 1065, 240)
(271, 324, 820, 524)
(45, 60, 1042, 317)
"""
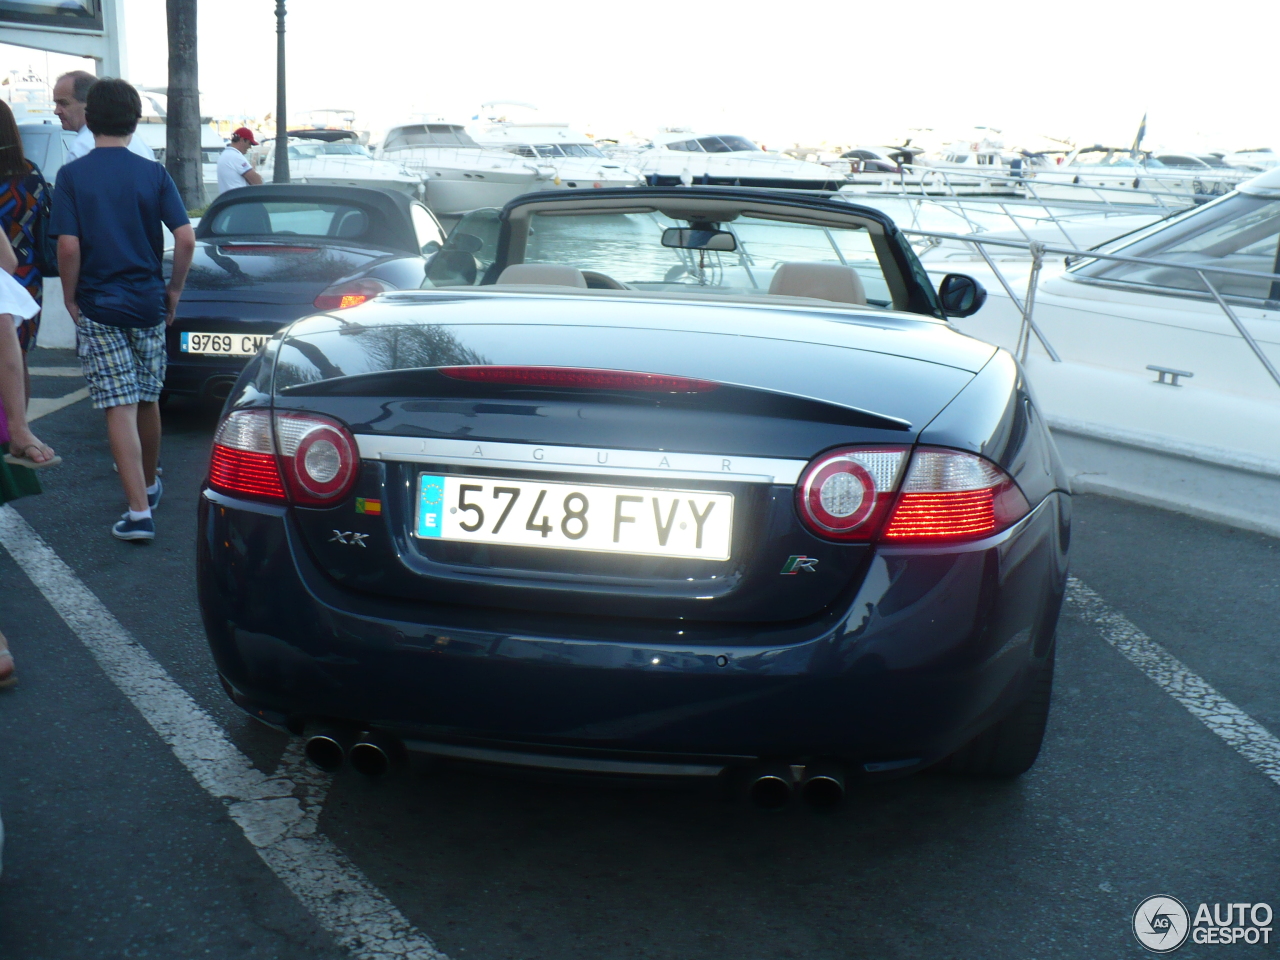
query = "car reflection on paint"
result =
(197, 187, 1070, 809)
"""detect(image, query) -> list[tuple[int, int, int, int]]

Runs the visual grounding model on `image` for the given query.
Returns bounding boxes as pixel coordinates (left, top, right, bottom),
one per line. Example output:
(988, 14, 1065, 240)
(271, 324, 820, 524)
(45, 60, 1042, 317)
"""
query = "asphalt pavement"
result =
(1, 350, 1278, 960)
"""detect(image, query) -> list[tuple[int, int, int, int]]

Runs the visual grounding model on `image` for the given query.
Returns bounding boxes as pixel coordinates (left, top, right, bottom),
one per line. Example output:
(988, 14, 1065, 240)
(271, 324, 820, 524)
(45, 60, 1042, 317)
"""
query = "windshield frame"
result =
(472, 189, 944, 317)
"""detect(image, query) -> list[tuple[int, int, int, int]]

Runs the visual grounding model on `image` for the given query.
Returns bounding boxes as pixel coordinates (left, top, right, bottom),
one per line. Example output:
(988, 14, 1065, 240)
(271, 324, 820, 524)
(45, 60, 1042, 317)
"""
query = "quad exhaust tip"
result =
(748, 762, 795, 809)
(747, 760, 847, 810)
(800, 762, 846, 809)
(350, 732, 401, 778)
(303, 726, 349, 772)
(304, 725, 402, 777)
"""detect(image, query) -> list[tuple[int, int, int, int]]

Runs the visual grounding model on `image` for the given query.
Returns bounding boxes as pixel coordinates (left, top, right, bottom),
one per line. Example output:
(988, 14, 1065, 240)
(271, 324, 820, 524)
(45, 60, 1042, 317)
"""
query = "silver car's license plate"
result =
(180, 331, 270, 356)
(415, 474, 733, 561)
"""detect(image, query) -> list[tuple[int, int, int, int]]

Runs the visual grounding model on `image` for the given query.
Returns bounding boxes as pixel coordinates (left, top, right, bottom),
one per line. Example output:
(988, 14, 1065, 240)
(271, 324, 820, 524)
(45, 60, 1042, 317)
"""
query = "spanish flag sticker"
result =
(355, 498, 382, 516)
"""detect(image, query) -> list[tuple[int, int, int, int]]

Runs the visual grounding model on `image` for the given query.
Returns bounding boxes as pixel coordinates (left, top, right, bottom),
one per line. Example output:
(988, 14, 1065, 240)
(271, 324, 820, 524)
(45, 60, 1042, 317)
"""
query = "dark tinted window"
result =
(665, 139, 701, 153)
(710, 135, 759, 152)
(208, 201, 371, 239)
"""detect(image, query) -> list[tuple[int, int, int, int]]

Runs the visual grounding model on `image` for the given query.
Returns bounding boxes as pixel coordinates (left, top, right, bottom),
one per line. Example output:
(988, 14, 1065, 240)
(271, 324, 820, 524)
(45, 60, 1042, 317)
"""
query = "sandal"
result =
(0, 651, 15, 689)
(3, 444, 62, 470)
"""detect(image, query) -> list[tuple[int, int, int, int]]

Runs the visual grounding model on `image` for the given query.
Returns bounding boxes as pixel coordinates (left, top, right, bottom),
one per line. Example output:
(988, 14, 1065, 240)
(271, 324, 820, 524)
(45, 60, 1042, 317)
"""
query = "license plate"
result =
(416, 474, 733, 561)
(180, 331, 270, 356)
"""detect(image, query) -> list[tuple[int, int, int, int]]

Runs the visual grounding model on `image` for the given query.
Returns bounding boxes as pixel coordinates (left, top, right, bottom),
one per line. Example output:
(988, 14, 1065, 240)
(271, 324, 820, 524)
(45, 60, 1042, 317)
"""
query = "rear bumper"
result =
(164, 353, 251, 399)
(197, 489, 1070, 776)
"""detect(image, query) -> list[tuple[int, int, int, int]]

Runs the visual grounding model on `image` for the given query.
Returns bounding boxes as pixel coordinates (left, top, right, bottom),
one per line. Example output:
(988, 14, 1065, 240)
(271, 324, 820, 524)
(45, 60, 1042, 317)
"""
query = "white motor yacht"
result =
(467, 116, 643, 191)
(620, 130, 846, 190)
(1223, 147, 1278, 171)
(938, 167, 1280, 533)
(259, 134, 423, 197)
(1031, 145, 1247, 204)
(377, 122, 544, 215)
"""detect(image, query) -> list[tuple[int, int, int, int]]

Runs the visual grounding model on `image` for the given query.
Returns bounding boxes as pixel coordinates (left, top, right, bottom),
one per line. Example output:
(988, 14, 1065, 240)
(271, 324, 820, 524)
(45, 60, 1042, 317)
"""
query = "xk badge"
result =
(330, 530, 370, 548)
(780, 555, 818, 575)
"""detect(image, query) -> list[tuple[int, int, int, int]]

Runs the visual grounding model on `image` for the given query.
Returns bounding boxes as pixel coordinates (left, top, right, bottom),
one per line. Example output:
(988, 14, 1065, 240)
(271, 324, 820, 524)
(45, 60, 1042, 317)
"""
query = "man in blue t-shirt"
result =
(51, 78, 196, 543)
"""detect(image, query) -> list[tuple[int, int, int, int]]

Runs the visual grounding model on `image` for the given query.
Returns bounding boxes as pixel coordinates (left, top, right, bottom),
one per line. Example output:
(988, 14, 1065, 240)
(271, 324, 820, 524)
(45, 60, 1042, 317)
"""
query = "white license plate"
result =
(416, 474, 733, 561)
(180, 331, 270, 356)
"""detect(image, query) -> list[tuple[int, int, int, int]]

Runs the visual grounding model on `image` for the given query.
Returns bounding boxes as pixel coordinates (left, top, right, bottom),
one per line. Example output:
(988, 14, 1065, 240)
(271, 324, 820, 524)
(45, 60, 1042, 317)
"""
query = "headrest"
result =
(495, 263, 588, 288)
(767, 262, 867, 305)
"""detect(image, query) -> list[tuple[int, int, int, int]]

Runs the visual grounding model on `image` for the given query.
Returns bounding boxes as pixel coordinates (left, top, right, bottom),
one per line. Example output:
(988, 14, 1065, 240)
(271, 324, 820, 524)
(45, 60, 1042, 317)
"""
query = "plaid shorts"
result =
(77, 316, 167, 409)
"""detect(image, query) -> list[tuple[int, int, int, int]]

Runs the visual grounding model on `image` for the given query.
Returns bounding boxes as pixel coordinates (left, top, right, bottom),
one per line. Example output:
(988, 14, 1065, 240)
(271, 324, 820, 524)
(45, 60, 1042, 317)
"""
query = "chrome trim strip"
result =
(404, 740, 730, 777)
(354, 435, 806, 484)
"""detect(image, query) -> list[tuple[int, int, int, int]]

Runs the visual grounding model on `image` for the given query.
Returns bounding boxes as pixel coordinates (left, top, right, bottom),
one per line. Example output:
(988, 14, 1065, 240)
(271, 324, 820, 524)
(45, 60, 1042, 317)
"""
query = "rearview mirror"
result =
(938, 274, 987, 318)
(661, 227, 737, 252)
(421, 240, 441, 255)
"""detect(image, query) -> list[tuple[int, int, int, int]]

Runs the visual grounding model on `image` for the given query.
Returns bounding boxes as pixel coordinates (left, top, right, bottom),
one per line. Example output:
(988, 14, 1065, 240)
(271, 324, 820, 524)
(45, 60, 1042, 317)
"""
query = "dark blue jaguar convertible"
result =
(197, 187, 1070, 808)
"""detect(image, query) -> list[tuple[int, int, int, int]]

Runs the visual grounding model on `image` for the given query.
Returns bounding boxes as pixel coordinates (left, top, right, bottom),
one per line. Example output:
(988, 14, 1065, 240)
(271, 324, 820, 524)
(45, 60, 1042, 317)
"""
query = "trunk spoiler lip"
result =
(352, 435, 811, 485)
(277, 368, 914, 433)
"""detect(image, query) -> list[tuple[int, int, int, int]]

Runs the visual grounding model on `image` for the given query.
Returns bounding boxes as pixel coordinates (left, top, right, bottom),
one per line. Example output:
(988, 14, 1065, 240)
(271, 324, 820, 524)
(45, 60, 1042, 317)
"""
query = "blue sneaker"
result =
(112, 514, 155, 542)
(147, 476, 163, 510)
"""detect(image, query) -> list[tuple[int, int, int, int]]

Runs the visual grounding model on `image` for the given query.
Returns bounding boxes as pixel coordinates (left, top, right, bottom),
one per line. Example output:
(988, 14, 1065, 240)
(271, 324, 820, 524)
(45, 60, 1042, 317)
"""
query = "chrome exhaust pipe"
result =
(800, 761, 846, 809)
(303, 725, 352, 772)
(747, 762, 794, 809)
(349, 731, 402, 778)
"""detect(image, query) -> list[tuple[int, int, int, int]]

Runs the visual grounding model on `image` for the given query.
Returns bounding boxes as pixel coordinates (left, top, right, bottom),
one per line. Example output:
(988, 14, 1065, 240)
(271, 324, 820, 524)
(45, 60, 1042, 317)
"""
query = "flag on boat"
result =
(1130, 113, 1147, 159)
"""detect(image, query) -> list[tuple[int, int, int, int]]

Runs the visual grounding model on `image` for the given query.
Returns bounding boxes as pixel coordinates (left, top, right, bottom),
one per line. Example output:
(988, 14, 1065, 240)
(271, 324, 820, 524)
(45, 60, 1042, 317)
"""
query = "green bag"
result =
(0, 442, 41, 504)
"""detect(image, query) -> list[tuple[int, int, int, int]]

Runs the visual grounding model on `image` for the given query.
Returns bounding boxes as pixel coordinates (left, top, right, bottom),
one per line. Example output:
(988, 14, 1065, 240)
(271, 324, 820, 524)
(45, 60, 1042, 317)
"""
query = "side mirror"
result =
(661, 227, 737, 252)
(938, 274, 987, 318)
(449, 232, 484, 255)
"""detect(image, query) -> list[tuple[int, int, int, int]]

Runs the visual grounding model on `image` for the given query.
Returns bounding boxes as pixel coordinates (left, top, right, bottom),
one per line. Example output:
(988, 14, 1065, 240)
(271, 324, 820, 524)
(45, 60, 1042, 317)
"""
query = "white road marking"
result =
(28, 386, 89, 422)
(1067, 576, 1280, 788)
(27, 366, 84, 377)
(0, 504, 447, 960)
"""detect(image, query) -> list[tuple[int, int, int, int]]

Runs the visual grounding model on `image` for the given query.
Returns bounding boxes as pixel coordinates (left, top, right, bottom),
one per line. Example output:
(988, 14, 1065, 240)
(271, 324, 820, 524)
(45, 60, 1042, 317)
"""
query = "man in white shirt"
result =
(216, 127, 263, 194)
(54, 71, 155, 162)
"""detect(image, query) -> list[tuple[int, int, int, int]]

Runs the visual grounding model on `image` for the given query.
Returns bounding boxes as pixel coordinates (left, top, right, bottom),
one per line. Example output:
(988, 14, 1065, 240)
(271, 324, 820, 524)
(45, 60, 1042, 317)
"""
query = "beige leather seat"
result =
(494, 263, 588, 288)
(768, 262, 866, 305)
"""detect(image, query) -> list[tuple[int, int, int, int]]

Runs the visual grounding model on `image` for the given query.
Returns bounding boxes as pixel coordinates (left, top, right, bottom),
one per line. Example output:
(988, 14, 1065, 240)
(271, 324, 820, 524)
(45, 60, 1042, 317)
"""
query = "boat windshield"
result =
(287, 142, 371, 159)
(560, 143, 604, 158)
(383, 124, 479, 149)
(1074, 193, 1280, 301)
(699, 136, 759, 153)
(510, 211, 891, 305)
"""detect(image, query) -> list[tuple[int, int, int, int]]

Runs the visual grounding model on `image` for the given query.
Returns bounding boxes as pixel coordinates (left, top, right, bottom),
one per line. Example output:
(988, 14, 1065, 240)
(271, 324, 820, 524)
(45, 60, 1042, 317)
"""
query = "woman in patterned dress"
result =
(0, 98, 48, 402)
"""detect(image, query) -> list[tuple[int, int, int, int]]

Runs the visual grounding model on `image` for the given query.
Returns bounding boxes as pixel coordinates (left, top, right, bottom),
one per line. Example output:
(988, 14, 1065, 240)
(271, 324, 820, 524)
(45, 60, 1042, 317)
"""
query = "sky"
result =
(1, 0, 1276, 153)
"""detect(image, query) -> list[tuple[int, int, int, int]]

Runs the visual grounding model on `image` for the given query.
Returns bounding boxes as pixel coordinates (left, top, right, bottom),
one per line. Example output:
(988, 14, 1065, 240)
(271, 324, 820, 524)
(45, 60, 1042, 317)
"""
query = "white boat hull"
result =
(945, 268, 1280, 469)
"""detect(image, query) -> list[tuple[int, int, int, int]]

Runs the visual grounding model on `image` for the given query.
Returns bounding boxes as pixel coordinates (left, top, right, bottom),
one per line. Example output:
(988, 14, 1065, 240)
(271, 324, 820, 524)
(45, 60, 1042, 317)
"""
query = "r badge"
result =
(780, 555, 818, 574)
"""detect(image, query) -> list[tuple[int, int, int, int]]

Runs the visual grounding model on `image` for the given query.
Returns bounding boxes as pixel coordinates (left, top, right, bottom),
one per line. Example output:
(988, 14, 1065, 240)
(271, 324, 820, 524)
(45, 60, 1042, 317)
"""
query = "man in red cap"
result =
(216, 127, 263, 195)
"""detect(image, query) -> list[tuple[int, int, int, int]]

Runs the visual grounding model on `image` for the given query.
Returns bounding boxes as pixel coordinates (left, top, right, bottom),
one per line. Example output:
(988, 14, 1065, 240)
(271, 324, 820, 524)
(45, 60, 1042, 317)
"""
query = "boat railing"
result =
(846, 190, 1173, 251)
(867, 163, 1223, 211)
(898, 227, 1280, 392)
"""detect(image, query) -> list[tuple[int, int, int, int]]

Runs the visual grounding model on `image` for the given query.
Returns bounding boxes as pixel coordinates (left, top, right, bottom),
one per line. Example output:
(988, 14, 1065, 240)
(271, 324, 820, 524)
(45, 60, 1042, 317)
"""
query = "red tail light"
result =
(439, 366, 719, 393)
(795, 446, 909, 541)
(274, 412, 359, 506)
(209, 410, 286, 502)
(207, 409, 358, 507)
(882, 448, 1030, 542)
(313, 277, 392, 311)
